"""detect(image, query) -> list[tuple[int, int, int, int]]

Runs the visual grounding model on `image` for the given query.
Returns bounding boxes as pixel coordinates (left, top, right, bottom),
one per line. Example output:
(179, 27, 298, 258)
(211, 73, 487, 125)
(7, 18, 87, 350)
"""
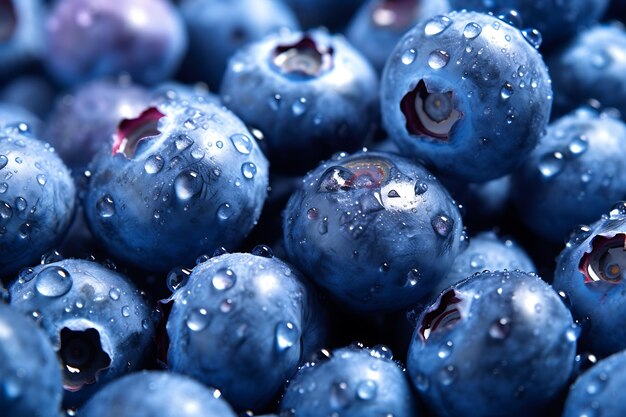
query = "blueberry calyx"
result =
(0, 0, 17, 42)
(400, 80, 462, 141)
(579, 234, 626, 284)
(370, 0, 418, 29)
(419, 289, 465, 342)
(112, 107, 165, 159)
(272, 35, 334, 78)
(317, 158, 391, 193)
(60, 327, 112, 392)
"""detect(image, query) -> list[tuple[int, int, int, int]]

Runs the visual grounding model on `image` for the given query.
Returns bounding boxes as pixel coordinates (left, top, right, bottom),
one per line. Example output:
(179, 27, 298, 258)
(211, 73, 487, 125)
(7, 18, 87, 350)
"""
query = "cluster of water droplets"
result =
(537, 132, 589, 180)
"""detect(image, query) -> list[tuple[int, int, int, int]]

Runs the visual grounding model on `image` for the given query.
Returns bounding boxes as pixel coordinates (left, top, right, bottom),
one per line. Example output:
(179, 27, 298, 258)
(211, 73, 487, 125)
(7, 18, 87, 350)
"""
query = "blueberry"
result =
(45, 77, 151, 171)
(283, 150, 465, 313)
(448, 0, 609, 45)
(553, 207, 626, 357)
(562, 349, 626, 417)
(8, 259, 155, 406)
(284, 0, 366, 30)
(150, 81, 221, 105)
(0, 302, 63, 417)
(179, 0, 299, 90)
(381, 11, 552, 182)
(549, 23, 626, 119)
(0, 129, 76, 278)
(0, 101, 42, 134)
(84, 96, 268, 272)
(165, 252, 326, 411)
(221, 29, 379, 172)
(408, 270, 576, 417)
(43, 0, 187, 87)
(79, 371, 237, 417)
(513, 107, 626, 243)
(346, 0, 450, 72)
(280, 345, 419, 417)
(0, 0, 43, 79)
(0, 75, 57, 120)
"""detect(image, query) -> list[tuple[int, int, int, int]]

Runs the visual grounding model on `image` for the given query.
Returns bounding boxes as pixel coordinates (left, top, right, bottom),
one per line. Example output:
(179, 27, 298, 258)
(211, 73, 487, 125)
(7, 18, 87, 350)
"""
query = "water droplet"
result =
(96, 195, 115, 218)
(307, 207, 319, 220)
(431, 215, 454, 237)
(0, 183, 7, 193)
(167, 267, 191, 292)
(356, 380, 377, 401)
(500, 82, 514, 100)
(489, 317, 511, 339)
(219, 299, 233, 313)
(538, 152, 565, 178)
(565, 225, 592, 247)
(18, 223, 31, 238)
(469, 254, 485, 269)
(428, 50, 450, 69)
(36, 174, 47, 185)
(121, 305, 131, 317)
(174, 170, 201, 200)
(108, 287, 121, 300)
(329, 381, 350, 409)
(212, 268, 236, 291)
(144, 154, 164, 174)
(0, 155, 7, 169)
(275, 321, 299, 352)
(187, 308, 210, 331)
(15, 197, 26, 212)
(401, 49, 417, 65)
(370, 344, 393, 360)
(217, 203, 232, 221)
(183, 119, 197, 130)
(35, 266, 72, 297)
(241, 162, 256, 179)
(439, 365, 458, 385)
(424, 15, 452, 36)
(406, 269, 420, 286)
(463, 22, 482, 39)
(585, 373, 608, 395)
(319, 217, 328, 234)
(251, 244, 273, 257)
(521, 28, 542, 49)
(387, 189, 400, 198)
(568, 135, 588, 156)
(438, 341, 453, 359)
(414, 372, 430, 392)
(0, 201, 12, 222)
(230, 134, 253, 154)
(414, 181, 428, 195)
(292, 98, 307, 116)
(269, 94, 281, 111)
(609, 202, 626, 219)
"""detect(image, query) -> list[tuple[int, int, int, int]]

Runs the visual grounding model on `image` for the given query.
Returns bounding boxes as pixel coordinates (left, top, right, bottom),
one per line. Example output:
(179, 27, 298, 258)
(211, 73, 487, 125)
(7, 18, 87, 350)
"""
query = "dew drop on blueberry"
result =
(538, 152, 565, 178)
(34, 266, 72, 298)
(489, 317, 511, 340)
(216, 203, 232, 221)
(431, 215, 454, 237)
(356, 380, 377, 401)
(424, 15, 452, 36)
(230, 133, 253, 154)
(329, 381, 350, 409)
(96, 195, 116, 218)
(428, 50, 450, 69)
(0, 155, 7, 169)
(401, 49, 416, 65)
(186, 307, 210, 332)
(211, 268, 236, 291)
(144, 154, 164, 174)
(174, 170, 201, 200)
(463, 22, 482, 39)
(108, 287, 121, 300)
(275, 321, 299, 352)
(241, 162, 256, 179)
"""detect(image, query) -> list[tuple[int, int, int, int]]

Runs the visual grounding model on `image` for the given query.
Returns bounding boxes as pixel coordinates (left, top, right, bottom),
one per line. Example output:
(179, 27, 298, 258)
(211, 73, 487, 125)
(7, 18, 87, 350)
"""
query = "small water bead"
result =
(275, 321, 299, 352)
(14, 156, 22, 164)
(15, 197, 26, 212)
(414, 372, 430, 392)
(406, 269, 420, 286)
(109, 287, 121, 300)
(251, 244, 273, 258)
(167, 267, 191, 292)
(431, 215, 454, 237)
(424, 15, 452, 36)
(521, 28, 542, 49)
(35, 266, 72, 297)
(401, 49, 416, 65)
(230, 133, 253, 155)
(370, 344, 393, 360)
(329, 381, 350, 409)
(121, 305, 131, 317)
(307, 207, 319, 220)
(538, 152, 565, 178)
(18, 223, 31, 238)
(211, 268, 236, 291)
(174, 170, 201, 200)
(241, 162, 256, 179)
(414, 181, 428, 195)
(609, 202, 626, 219)
(187, 308, 210, 332)
(190, 147, 205, 161)
(439, 365, 458, 385)
(438, 341, 453, 359)
(96, 195, 116, 218)
(0, 201, 12, 221)
(356, 380, 378, 401)
(463, 22, 482, 39)
(183, 119, 197, 130)
(36, 174, 47, 185)
(291, 97, 308, 116)
(500, 82, 514, 100)
(489, 317, 511, 340)
(585, 373, 608, 396)
(0, 182, 7, 193)
(217, 203, 233, 221)
(219, 299, 233, 313)
(469, 254, 485, 269)
(216, 140, 223, 149)
(269, 94, 282, 111)
(568, 135, 588, 156)
(428, 50, 450, 69)
(18, 267, 35, 283)
(144, 154, 164, 174)
(0, 155, 7, 169)
(318, 217, 328, 234)
(387, 189, 400, 198)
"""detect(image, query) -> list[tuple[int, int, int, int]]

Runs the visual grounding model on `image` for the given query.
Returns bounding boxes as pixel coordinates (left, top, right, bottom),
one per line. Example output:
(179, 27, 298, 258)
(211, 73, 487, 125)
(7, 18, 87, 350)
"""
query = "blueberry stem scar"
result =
(272, 35, 334, 77)
(113, 107, 165, 159)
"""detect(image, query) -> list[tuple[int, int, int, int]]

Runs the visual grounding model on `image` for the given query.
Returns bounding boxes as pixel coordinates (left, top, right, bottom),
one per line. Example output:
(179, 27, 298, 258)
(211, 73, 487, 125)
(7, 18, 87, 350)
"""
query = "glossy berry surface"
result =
(554, 209, 626, 357)
(0, 302, 62, 417)
(8, 259, 155, 405)
(408, 270, 576, 417)
(84, 96, 269, 272)
(166, 252, 325, 411)
(283, 150, 465, 313)
(79, 371, 237, 417)
(280, 346, 419, 417)
(44, 0, 187, 87)
(0, 129, 75, 278)
(381, 11, 552, 182)
(513, 107, 626, 243)
(221, 29, 379, 172)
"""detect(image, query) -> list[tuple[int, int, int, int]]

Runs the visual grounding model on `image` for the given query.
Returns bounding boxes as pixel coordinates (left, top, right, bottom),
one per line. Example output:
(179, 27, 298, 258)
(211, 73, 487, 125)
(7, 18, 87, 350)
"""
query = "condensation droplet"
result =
(211, 268, 236, 291)
(275, 321, 299, 352)
(241, 162, 257, 179)
(230, 134, 253, 155)
(144, 154, 164, 174)
(428, 50, 450, 69)
(463, 22, 482, 39)
(35, 266, 72, 297)
(96, 195, 116, 218)
(401, 49, 417, 65)
(187, 308, 210, 332)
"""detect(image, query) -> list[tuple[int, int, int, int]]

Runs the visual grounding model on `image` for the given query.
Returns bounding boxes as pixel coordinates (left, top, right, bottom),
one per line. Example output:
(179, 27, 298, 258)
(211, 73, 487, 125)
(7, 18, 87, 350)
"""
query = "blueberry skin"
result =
(0, 303, 63, 417)
(284, 0, 366, 30)
(43, 0, 187, 87)
(8, 259, 155, 405)
(45, 77, 151, 171)
(166, 252, 326, 411)
(562, 350, 626, 417)
(0, 0, 44, 79)
(408, 270, 576, 417)
(381, 11, 553, 183)
(0, 101, 42, 134)
(179, 0, 299, 90)
(79, 371, 236, 417)
(512, 108, 626, 243)
(432, 231, 536, 298)
(151, 81, 221, 105)
(553, 210, 626, 357)
(221, 29, 379, 172)
(549, 24, 626, 119)
(84, 97, 269, 272)
(283, 150, 465, 313)
(0, 130, 75, 278)
(280, 346, 419, 417)
(448, 0, 609, 45)
(346, 0, 450, 73)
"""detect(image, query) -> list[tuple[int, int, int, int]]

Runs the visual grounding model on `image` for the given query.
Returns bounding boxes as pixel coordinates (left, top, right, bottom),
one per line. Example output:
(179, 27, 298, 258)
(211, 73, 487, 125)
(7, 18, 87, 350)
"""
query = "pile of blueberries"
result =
(3, 0, 626, 416)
